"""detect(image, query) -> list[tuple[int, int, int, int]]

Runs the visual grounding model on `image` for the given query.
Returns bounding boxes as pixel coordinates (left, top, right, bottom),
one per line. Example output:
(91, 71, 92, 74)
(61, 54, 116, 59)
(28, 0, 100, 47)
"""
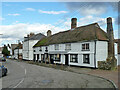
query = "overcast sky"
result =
(0, 1, 119, 46)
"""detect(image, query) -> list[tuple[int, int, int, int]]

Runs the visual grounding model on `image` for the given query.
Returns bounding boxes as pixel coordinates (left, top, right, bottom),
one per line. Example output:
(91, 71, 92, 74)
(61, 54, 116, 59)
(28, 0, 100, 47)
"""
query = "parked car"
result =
(0, 57, 6, 62)
(0, 65, 8, 77)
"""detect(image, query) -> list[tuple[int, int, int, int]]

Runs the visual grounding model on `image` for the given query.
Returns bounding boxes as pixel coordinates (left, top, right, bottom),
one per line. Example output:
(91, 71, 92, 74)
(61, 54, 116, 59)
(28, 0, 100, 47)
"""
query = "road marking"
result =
(13, 78, 24, 88)
(11, 61, 27, 88)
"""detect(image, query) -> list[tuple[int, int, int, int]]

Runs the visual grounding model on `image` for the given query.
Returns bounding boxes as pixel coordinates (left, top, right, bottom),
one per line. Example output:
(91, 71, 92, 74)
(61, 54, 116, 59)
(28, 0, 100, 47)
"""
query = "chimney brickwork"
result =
(107, 17, 115, 57)
(71, 18, 77, 29)
(106, 17, 117, 68)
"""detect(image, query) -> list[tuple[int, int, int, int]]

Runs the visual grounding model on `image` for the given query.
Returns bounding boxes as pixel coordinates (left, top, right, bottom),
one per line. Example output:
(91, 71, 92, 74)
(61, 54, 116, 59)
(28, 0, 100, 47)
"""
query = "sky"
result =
(0, 1, 119, 46)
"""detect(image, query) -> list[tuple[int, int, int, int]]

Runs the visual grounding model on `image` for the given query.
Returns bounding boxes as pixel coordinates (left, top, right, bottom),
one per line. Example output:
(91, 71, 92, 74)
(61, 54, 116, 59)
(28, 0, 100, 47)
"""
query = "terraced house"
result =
(33, 17, 118, 68)
(23, 33, 45, 60)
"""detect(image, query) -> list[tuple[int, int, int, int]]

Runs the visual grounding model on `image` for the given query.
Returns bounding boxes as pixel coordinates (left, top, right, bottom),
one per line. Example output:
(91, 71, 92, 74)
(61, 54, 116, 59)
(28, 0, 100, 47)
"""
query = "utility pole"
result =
(18, 40, 20, 59)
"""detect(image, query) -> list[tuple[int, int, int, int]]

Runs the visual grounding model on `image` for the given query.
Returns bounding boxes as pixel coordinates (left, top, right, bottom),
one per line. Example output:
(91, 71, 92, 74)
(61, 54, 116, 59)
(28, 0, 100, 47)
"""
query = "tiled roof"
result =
(24, 33, 45, 41)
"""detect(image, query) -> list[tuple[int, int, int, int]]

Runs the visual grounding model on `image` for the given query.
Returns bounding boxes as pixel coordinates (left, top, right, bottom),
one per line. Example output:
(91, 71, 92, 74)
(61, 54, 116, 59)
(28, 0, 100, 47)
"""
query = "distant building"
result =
(10, 44, 18, 58)
(13, 43, 23, 59)
(22, 32, 45, 60)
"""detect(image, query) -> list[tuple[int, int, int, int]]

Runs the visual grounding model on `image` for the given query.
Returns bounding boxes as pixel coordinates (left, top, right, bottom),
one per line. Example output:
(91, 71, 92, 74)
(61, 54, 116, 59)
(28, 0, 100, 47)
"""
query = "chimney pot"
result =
(71, 18, 77, 29)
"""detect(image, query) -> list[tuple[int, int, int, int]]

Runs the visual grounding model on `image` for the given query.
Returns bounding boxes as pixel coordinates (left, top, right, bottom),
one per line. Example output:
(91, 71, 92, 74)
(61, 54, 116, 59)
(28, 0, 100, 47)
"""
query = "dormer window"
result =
(82, 43, 89, 51)
(55, 44, 59, 50)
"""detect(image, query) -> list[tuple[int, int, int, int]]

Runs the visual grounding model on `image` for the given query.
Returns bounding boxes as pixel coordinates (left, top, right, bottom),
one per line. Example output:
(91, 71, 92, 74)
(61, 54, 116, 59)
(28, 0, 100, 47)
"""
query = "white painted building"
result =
(13, 48, 22, 59)
(22, 33, 45, 60)
(10, 44, 18, 58)
(13, 43, 23, 59)
(33, 18, 119, 68)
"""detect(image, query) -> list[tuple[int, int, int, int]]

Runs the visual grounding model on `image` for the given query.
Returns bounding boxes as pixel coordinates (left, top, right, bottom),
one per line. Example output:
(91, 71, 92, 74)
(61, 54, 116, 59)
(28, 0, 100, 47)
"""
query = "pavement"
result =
(1, 59, 116, 88)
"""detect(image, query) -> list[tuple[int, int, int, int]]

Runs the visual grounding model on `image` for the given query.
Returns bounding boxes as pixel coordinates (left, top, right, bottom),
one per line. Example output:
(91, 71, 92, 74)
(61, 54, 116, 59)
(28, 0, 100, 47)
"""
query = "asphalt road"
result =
(1, 59, 115, 88)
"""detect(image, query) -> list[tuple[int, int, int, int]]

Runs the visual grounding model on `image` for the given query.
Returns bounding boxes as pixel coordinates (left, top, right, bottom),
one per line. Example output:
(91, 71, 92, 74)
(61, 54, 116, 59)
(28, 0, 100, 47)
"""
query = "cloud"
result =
(25, 8, 35, 11)
(65, 2, 118, 16)
(38, 9, 68, 14)
(0, 23, 65, 46)
(8, 13, 20, 16)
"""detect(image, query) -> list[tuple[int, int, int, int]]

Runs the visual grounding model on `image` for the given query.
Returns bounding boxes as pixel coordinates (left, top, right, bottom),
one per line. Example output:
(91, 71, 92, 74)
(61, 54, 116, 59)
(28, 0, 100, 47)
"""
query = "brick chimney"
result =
(106, 17, 117, 67)
(29, 32, 35, 37)
(47, 30, 52, 37)
(107, 17, 115, 57)
(71, 18, 77, 29)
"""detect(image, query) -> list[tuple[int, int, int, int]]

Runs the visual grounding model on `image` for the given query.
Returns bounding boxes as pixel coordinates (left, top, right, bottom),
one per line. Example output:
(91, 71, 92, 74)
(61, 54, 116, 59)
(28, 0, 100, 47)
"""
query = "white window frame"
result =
(82, 43, 90, 51)
(55, 44, 59, 50)
(65, 43, 71, 50)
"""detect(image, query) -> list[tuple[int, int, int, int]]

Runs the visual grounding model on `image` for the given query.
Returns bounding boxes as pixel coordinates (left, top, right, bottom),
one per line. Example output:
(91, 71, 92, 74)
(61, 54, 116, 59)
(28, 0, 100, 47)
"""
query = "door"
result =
(65, 54, 69, 65)
(33, 54, 36, 62)
(37, 54, 39, 62)
(50, 54, 54, 64)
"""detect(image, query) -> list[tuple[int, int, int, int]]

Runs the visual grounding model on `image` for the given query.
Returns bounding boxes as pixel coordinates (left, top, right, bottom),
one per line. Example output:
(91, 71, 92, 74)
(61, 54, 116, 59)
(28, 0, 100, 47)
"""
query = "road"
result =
(1, 59, 115, 88)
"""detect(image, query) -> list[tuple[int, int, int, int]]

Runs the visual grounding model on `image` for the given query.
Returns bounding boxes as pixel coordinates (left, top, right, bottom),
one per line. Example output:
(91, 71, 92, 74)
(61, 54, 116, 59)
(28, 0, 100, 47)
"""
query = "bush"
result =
(98, 61, 111, 70)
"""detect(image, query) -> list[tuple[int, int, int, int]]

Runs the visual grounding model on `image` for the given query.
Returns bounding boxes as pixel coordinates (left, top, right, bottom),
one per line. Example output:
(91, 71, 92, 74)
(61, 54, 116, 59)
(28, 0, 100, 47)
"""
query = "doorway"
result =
(65, 54, 69, 65)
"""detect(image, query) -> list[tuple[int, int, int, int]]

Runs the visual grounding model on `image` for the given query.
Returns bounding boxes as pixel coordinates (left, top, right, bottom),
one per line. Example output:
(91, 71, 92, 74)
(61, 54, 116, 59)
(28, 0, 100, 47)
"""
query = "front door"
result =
(65, 54, 69, 65)
(33, 54, 36, 62)
(37, 54, 39, 62)
(50, 54, 54, 64)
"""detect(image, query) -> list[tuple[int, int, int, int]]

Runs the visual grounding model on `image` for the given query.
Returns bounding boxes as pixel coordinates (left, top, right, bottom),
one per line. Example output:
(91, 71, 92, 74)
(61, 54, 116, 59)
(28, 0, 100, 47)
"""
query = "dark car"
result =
(0, 57, 6, 62)
(0, 65, 8, 77)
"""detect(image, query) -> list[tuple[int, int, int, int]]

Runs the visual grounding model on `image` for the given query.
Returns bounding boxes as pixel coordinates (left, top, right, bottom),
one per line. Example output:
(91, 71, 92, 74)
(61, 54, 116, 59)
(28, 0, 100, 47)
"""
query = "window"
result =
(55, 44, 59, 50)
(70, 54, 78, 63)
(41, 54, 44, 61)
(65, 44, 71, 50)
(82, 43, 89, 51)
(39, 47, 42, 51)
(54, 54, 61, 61)
(83, 54, 90, 64)
(33, 50, 35, 52)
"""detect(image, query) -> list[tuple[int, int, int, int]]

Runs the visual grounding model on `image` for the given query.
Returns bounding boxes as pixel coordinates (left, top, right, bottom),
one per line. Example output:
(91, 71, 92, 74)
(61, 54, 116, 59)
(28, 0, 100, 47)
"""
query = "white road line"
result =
(13, 78, 24, 88)
(12, 61, 27, 88)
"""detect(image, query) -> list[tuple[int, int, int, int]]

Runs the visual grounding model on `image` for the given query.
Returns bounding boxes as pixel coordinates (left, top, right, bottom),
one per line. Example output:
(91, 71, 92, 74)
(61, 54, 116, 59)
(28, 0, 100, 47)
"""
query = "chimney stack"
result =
(71, 18, 77, 29)
(47, 30, 52, 37)
(29, 32, 35, 37)
(106, 17, 117, 68)
(107, 17, 115, 57)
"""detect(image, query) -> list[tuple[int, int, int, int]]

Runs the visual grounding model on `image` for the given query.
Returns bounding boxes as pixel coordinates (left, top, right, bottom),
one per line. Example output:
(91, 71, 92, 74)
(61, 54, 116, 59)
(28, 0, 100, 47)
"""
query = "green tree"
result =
(2, 45, 10, 56)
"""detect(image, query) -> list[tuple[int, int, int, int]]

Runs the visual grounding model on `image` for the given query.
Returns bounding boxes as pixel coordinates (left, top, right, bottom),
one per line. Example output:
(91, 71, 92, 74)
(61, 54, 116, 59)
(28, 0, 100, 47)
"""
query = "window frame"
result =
(53, 54, 61, 61)
(70, 54, 78, 63)
(55, 44, 59, 50)
(65, 43, 71, 50)
(82, 43, 90, 51)
(83, 54, 90, 64)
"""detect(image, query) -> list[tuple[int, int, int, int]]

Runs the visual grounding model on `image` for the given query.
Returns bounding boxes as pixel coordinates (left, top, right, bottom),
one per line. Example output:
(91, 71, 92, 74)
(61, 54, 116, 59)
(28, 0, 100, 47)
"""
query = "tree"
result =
(2, 45, 10, 56)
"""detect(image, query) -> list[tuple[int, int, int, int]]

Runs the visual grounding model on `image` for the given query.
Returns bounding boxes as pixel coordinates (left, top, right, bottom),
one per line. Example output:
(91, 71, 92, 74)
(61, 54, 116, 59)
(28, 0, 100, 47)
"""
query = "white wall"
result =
(23, 40, 38, 60)
(96, 41, 108, 67)
(114, 43, 119, 65)
(33, 40, 109, 68)
(14, 49, 22, 59)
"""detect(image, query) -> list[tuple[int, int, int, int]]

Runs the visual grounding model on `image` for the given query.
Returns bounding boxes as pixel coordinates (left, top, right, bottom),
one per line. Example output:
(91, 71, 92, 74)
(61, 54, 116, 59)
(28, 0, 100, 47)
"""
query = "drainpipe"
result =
(94, 40, 97, 68)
